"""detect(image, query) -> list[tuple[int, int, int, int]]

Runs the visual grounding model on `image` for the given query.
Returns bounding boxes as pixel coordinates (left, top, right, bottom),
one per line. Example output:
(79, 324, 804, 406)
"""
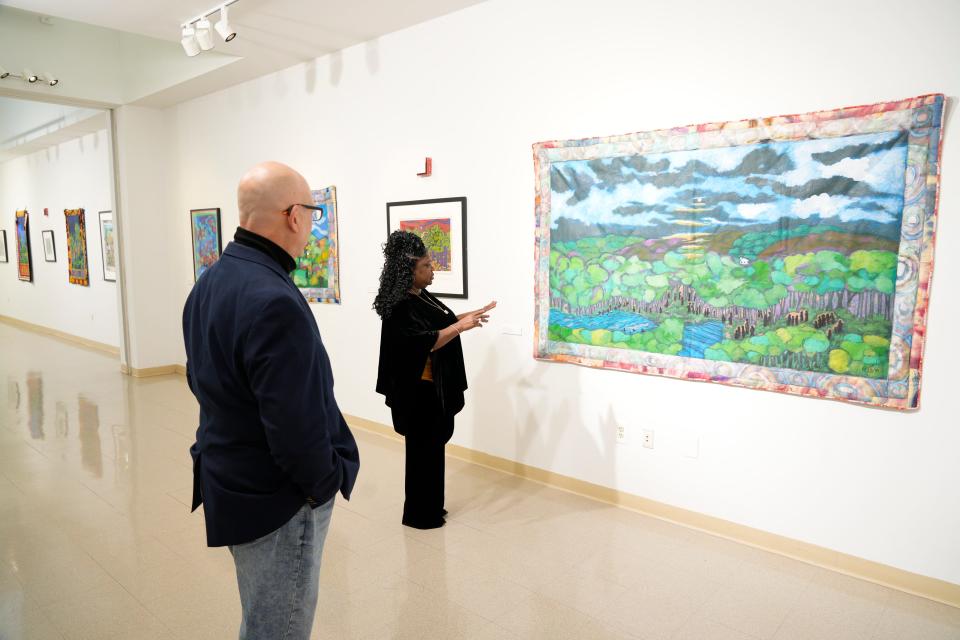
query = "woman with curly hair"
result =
(375, 230, 495, 529)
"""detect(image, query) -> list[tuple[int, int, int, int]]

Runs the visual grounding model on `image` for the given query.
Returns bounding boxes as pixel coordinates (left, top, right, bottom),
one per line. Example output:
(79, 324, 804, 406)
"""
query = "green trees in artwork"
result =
(547, 232, 899, 379)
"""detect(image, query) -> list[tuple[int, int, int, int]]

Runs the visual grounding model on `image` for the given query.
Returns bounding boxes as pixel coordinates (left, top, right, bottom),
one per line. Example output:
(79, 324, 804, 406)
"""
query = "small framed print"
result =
(98, 211, 117, 282)
(0, 229, 7, 263)
(42, 230, 56, 262)
(386, 197, 467, 298)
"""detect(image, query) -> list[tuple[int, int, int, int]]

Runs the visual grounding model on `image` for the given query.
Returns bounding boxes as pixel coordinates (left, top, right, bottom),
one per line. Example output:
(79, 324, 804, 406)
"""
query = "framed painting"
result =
(293, 186, 341, 304)
(190, 208, 222, 281)
(533, 94, 945, 410)
(0, 229, 7, 263)
(98, 211, 117, 282)
(64, 208, 89, 286)
(15, 210, 32, 282)
(42, 230, 56, 262)
(387, 197, 467, 298)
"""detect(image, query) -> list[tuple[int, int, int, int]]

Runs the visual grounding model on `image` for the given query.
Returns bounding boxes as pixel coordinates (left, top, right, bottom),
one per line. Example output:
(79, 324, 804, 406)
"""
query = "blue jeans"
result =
(229, 497, 335, 640)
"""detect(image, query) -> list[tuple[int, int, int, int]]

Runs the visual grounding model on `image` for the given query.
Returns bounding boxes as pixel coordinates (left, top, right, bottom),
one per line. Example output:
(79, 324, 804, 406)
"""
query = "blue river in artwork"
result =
(549, 309, 725, 359)
(549, 309, 657, 334)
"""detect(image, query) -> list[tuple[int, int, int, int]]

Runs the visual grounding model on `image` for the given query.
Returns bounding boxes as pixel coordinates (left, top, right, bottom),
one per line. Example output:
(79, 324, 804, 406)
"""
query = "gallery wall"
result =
(154, 0, 959, 584)
(0, 129, 120, 347)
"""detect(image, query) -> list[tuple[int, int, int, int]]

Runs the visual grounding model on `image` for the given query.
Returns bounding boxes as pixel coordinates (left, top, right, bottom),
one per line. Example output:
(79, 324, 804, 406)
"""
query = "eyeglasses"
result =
(282, 203, 325, 221)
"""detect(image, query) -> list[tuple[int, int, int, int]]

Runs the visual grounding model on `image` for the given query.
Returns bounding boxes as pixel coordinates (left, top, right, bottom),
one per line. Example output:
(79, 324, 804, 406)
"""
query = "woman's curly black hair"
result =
(373, 231, 427, 319)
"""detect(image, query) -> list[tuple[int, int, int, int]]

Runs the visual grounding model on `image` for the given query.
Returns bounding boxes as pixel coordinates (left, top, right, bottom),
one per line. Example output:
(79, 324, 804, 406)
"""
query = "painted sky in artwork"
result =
(549, 131, 908, 233)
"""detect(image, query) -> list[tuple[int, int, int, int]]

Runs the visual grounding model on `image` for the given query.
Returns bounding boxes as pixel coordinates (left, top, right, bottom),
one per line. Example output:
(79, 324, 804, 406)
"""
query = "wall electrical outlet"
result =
(642, 429, 654, 449)
(616, 424, 627, 444)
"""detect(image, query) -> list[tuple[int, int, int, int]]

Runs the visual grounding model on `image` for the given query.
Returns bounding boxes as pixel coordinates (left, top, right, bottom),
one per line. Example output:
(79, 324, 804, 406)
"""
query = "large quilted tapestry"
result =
(533, 95, 944, 409)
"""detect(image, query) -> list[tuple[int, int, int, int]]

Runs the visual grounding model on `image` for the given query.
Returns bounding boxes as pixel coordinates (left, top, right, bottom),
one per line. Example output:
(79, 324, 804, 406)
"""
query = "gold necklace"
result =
(413, 292, 449, 314)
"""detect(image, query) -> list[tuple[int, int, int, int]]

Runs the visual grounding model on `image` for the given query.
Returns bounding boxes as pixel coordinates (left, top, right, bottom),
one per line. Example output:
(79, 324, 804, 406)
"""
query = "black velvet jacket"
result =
(376, 291, 467, 419)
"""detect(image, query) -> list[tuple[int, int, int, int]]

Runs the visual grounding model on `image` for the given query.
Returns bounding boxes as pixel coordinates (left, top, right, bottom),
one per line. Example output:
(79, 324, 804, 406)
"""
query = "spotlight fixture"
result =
(181, 24, 201, 57)
(195, 17, 214, 51)
(215, 4, 236, 42)
(0, 64, 58, 87)
(181, 0, 239, 56)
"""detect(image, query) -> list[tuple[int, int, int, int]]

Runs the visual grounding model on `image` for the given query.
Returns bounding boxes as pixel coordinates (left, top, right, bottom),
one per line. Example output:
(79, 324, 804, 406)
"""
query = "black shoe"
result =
(402, 516, 445, 530)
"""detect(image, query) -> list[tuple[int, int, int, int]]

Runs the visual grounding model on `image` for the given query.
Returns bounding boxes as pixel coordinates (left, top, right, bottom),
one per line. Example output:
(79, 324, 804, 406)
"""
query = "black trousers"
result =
(391, 381, 454, 529)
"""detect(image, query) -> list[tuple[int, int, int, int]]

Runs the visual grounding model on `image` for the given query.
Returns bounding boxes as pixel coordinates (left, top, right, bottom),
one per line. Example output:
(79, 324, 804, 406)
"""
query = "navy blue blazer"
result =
(183, 241, 360, 547)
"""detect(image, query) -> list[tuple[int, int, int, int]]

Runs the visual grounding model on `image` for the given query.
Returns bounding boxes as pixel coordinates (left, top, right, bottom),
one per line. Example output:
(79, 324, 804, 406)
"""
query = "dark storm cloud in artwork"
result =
(758, 176, 888, 200)
(610, 202, 673, 217)
(550, 166, 596, 205)
(811, 131, 908, 165)
(726, 146, 795, 175)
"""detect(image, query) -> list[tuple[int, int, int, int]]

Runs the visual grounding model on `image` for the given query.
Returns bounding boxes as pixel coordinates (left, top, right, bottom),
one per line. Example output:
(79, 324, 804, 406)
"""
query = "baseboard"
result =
(344, 413, 960, 609)
(121, 363, 186, 378)
(0, 315, 120, 357)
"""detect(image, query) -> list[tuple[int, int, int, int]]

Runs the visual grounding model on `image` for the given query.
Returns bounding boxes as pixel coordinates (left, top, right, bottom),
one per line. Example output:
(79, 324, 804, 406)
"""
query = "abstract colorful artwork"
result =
(293, 187, 341, 304)
(98, 211, 116, 282)
(387, 197, 468, 298)
(400, 218, 453, 271)
(64, 209, 89, 286)
(190, 208, 222, 281)
(15, 210, 32, 282)
(533, 94, 945, 410)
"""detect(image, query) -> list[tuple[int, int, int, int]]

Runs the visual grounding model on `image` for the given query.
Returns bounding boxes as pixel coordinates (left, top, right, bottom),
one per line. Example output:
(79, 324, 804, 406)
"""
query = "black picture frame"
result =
(386, 197, 468, 299)
(42, 230, 56, 262)
(0, 230, 7, 263)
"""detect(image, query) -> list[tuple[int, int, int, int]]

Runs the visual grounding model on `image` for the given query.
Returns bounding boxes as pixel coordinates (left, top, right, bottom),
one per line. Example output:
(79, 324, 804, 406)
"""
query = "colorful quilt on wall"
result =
(190, 208, 222, 281)
(15, 210, 32, 282)
(64, 209, 89, 286)
(533, 94, 945, 410)
(293, 186, 340, 304)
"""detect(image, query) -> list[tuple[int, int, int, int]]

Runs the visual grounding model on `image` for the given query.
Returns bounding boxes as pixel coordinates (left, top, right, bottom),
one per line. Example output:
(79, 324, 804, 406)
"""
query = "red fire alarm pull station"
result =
(417, 157, 432, 177)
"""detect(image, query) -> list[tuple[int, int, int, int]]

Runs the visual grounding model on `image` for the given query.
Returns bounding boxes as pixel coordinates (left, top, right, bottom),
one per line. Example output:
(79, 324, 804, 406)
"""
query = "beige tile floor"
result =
(1, 322, 958, 640)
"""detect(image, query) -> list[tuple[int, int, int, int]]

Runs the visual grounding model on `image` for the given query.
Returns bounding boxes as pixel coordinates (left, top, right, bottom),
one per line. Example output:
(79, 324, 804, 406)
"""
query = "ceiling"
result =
(0, 96, 106, 163)
(0, 0, 487, 107)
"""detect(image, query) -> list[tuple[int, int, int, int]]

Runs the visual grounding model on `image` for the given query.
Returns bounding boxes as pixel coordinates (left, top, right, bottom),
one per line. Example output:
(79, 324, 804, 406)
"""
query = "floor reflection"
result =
(26, 371, 43, 440)
(78, 394, 103, 478)
(56, 400, 69, 437)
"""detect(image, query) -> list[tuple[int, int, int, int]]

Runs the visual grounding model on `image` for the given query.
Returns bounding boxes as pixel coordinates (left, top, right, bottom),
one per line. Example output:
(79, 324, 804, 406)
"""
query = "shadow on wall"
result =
(457, 344, 618, 524)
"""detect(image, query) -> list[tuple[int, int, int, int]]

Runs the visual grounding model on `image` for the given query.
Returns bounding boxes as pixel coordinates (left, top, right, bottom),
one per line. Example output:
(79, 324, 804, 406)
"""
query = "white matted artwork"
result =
(42, 230, 56, 262)
(386, 197, 467, 298)
(0, 230, 7, 262)
(98, 211, 117, 282)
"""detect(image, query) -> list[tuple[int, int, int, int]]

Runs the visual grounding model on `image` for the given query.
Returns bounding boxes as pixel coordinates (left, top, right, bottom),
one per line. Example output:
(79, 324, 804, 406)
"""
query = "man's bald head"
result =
(236, 161, 314, 260)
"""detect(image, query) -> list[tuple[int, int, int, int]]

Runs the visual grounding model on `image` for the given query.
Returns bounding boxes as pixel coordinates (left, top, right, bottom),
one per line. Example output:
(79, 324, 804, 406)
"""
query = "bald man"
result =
(183, 162, 359, 640)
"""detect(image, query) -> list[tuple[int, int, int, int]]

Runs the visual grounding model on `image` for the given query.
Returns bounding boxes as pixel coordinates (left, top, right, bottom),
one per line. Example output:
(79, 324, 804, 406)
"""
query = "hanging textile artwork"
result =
(190, 208, 222, 281)
(15, 210, 32, 282)
(64, 208, 89, 286)
(533, 94, 944, 410)
(293, 186, 341, 304)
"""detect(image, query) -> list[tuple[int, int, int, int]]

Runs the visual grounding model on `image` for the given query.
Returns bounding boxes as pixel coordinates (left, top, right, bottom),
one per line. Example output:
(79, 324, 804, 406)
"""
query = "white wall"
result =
(161, 0, 960, 585)
(112, 105, 186, 370)
(0, 128, 120, 347)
